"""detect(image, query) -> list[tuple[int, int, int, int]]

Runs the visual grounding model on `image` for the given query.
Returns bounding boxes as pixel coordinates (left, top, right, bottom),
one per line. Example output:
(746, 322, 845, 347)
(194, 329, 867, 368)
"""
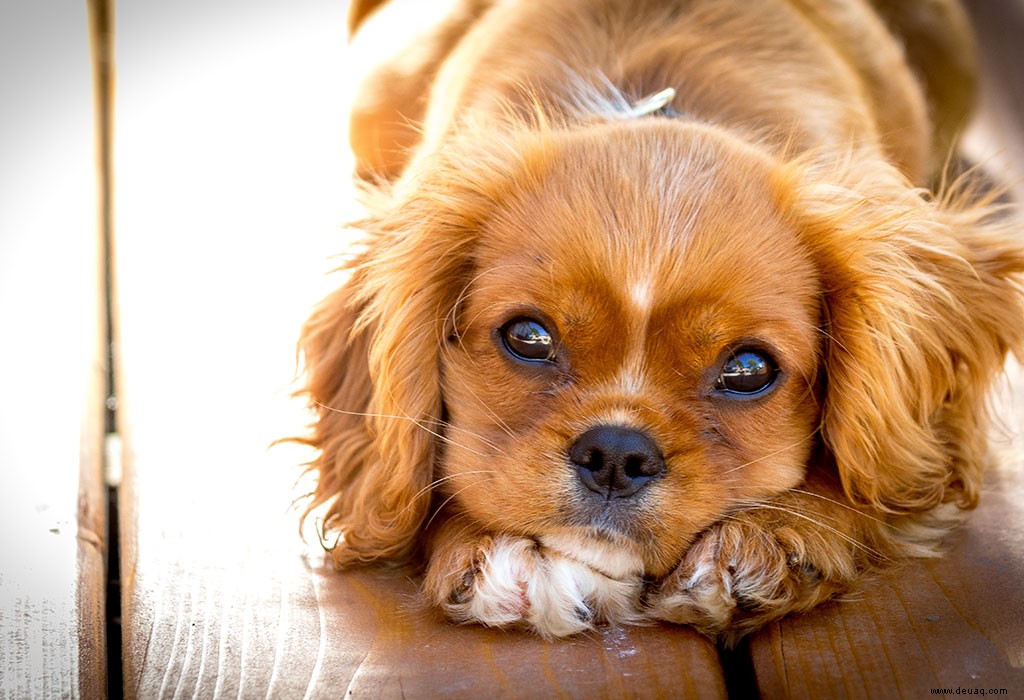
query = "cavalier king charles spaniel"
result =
(296, 0, 1024, 643)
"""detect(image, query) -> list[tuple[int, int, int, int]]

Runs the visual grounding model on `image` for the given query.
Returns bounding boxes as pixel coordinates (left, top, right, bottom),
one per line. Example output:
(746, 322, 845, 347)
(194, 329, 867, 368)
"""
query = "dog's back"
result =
(345, 0, 975, 184)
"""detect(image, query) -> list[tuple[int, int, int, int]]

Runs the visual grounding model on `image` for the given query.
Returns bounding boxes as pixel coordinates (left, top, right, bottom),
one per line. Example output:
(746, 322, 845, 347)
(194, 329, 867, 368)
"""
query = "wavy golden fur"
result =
(295, 0, 1024, 643)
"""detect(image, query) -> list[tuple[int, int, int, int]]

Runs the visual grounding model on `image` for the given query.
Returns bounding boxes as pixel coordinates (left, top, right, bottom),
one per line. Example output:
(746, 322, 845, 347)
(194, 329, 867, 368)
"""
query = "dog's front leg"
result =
(644, 473, 887, 645)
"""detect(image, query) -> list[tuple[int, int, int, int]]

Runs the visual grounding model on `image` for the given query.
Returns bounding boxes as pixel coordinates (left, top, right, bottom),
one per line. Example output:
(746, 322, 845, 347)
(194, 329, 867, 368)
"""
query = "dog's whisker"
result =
(721, 500, 885, 561)
(311, 400, 499, 457)
(423, 479, 496, 533)
(718, 434, 815, 475)
(438, 343, 518, 441)
(764, 505, 885, 560)
(450, 264, 538, 321)
(783, 489, 899, 530)
(411, 469, 498, 507)
(796, 315, 845, 350)
(391, 470, 498, 524)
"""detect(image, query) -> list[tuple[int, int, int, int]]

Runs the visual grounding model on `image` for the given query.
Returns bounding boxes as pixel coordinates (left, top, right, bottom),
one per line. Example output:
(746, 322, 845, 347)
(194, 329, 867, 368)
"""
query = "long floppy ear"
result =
(780, 157, 1024, 514)
(297, 216, 475, 566)
(296, 273, 382, 561)
(297, 137, 515, 565)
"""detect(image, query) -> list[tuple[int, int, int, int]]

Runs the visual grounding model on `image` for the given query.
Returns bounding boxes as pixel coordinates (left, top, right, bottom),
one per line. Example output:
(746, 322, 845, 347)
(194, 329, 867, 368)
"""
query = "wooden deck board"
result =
(747, 453, 1024, 696)
(112, 1, 727, 697)
(0, 4, 108, 698)
(123, 546, 726, 698)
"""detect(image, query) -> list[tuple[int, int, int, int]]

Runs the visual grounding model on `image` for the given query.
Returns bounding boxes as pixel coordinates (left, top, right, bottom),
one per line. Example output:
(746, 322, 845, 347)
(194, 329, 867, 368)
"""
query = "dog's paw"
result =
(644, 509, 854, 643)
(424, 532, 643, 638)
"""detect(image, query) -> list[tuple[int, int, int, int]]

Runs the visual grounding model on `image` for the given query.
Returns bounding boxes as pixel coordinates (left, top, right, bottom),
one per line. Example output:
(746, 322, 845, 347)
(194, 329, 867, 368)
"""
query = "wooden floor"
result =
(0, 3, 107, 698)
(1, 0, 1022, 697)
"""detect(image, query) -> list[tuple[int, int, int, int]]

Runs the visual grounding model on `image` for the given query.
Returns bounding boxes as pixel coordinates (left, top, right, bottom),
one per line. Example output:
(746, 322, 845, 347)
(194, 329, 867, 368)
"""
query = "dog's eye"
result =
(501, 318, 556, 362)
(715, 349, 778, 395)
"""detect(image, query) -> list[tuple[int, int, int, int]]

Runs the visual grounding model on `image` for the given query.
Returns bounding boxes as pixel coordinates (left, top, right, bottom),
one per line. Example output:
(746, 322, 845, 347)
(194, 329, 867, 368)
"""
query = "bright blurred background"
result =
(1, 2, 360, 693)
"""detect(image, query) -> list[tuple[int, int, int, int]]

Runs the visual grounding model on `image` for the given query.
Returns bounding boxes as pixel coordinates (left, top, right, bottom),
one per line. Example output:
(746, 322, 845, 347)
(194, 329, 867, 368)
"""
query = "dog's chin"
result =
(537, 529, 646, 581)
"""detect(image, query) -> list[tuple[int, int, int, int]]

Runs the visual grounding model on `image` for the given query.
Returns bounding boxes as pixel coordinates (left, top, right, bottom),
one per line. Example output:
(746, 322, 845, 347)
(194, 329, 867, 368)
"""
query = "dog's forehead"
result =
(475, 122, 815, 320)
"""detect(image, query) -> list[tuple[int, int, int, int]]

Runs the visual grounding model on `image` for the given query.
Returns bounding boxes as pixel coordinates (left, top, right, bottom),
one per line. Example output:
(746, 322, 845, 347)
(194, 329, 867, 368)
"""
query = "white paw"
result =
(437, 534, 644, 638)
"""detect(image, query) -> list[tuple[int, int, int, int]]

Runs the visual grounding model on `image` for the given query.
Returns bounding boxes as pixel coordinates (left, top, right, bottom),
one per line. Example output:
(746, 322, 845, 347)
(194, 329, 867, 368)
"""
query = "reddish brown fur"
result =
(296, 0, 1024, 642)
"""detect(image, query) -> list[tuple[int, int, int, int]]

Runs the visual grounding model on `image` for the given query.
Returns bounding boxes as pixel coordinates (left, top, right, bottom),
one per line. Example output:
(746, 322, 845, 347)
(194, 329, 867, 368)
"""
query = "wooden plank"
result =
(122, 551, 725, 698)
(0, 4, 108, 698)
(746, 2, 1024, 693)
(112, 1, 729, 697)
(746, 437, 1024, 696)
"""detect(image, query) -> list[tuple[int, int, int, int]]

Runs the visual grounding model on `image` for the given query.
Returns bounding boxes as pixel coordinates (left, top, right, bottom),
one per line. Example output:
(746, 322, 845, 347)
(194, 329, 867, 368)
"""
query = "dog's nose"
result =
(569, 425, 665, 499)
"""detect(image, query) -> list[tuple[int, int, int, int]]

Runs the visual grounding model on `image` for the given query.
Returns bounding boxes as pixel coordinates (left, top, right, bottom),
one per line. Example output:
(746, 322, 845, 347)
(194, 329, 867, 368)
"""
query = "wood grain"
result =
(0, 3, 108, 698)
(121, 545, 727, 698)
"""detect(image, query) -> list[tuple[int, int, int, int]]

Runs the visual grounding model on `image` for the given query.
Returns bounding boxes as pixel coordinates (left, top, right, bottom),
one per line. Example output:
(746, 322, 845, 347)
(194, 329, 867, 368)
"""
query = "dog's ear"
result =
(780, 158, 1024, 514)
(298, 221, 475, 566)
(298, 147, 506, 565)
(297, 272, 386, 563)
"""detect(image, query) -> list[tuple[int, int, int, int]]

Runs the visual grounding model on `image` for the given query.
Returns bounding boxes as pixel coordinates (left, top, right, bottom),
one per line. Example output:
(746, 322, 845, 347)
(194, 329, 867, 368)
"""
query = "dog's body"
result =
(299, 0, 1024, 642)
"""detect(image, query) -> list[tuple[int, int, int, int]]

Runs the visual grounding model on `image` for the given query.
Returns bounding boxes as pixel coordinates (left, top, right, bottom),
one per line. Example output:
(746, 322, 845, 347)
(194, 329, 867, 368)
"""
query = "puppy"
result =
(297, 0, 1024, 643)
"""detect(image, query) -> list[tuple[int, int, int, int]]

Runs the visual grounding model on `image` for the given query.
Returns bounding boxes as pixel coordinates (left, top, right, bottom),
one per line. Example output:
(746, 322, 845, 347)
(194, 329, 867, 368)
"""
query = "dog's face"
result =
(439, 122, 822, 575)
(300, 115, 1024, 575)
(303, 0, 1024, 641)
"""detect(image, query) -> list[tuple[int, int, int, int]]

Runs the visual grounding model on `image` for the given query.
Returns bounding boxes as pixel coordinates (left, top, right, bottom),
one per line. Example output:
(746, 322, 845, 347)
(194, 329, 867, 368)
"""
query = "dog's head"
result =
(299, 117, 1024, 575)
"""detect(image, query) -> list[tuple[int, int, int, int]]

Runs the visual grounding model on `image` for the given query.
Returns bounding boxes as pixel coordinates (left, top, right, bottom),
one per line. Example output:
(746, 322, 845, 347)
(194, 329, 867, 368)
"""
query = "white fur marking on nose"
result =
(615, 369, 647, 396)
(600, 407, 643, 428)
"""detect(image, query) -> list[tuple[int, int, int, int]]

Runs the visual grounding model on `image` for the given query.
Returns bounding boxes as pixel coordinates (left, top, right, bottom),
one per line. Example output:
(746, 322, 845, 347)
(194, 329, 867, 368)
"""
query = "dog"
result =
(296, 0, 1024, 643)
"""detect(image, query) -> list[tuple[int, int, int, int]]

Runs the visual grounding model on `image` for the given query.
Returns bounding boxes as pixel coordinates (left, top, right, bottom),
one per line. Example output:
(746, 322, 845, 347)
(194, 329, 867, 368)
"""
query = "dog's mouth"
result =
(566, 494, 653, 538)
